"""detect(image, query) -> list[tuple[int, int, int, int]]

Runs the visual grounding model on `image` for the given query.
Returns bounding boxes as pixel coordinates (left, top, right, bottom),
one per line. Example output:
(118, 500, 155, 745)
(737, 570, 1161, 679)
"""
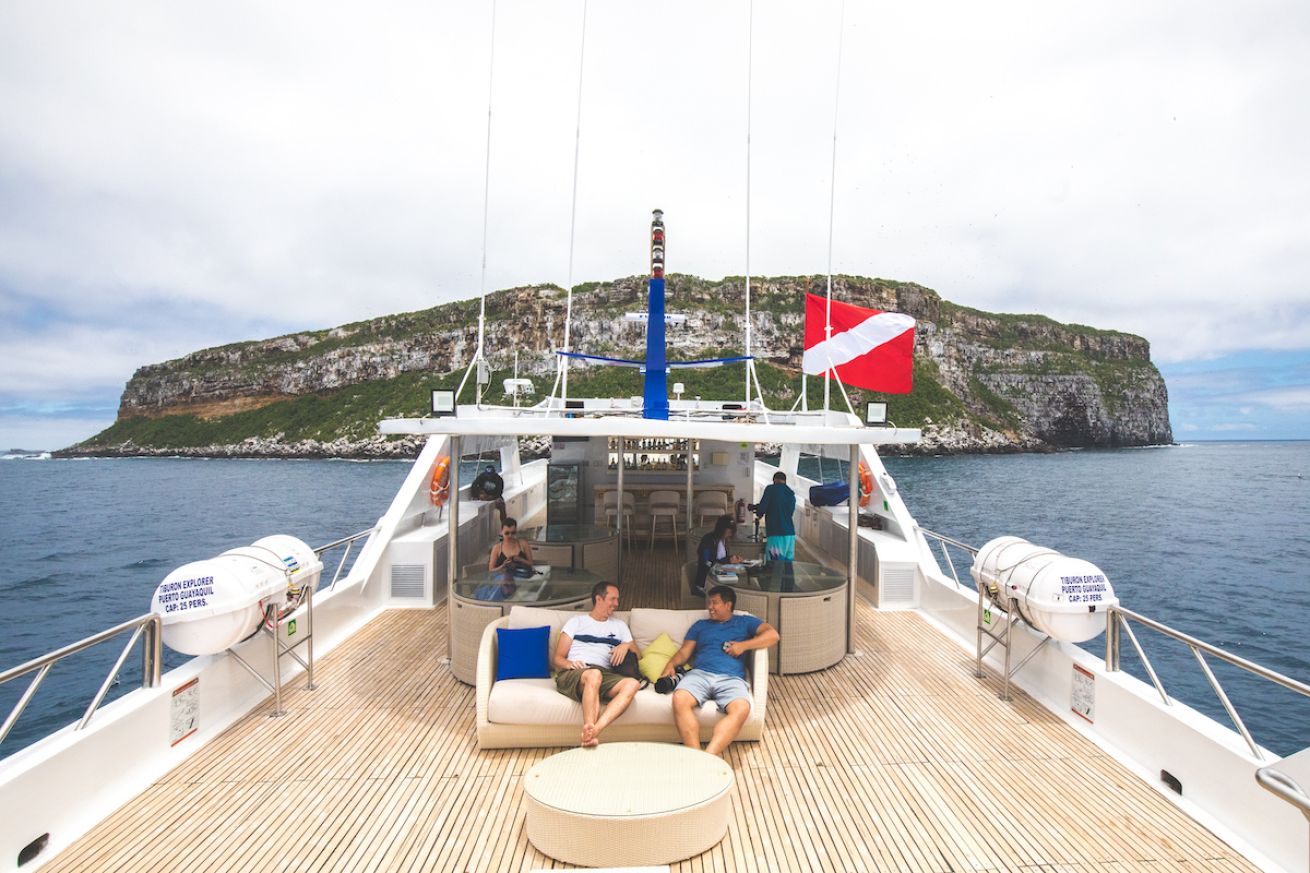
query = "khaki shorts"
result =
(555, 666, 628, 702)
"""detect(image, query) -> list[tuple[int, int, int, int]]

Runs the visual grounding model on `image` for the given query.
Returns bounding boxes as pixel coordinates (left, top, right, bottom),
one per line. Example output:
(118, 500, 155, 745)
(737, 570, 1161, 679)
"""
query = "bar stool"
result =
(693, 491, 730, 526)
(648, 490, 681, 551)
(603, 491, 635, 549)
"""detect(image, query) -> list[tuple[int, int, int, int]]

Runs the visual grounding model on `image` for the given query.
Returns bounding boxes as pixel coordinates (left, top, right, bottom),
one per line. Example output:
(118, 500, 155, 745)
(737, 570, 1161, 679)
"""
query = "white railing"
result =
(919, 527, 1310, 761)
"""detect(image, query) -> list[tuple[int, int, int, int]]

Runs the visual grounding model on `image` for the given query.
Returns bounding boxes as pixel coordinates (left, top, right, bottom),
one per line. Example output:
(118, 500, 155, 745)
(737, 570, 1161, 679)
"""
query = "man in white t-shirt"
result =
(552, 581, 640, 747)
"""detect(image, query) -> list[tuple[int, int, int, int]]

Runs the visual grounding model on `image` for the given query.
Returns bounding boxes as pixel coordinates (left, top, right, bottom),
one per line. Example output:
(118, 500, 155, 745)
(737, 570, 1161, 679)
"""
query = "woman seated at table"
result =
(694, 514, 745, 596)
(489, 517, 535, 572)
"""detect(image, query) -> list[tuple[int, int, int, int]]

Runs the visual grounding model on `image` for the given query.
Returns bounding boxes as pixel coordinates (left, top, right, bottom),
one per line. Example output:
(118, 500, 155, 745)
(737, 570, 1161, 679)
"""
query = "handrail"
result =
(0, 527, 376, 754)
(916, 527, 978, 590)
(1256, 758, 1310, 822)
(1106, 604, 1310, 761)
(315, 527, 378, 591)
(916, 528, 1310, 761)
(0, 613, 162, 751)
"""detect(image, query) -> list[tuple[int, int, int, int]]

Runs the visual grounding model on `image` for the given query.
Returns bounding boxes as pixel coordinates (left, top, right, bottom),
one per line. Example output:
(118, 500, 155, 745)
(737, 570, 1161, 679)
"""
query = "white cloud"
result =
(2, 0, 1310, 439)
(0, 412, 115, 452)
(1241, 386, 1310, 411)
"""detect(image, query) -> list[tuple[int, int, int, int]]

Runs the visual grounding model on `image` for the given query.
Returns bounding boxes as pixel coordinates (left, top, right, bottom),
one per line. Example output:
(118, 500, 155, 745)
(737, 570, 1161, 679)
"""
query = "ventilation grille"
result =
(858, 540, 877, 586)
(390, 564, 426, 598)
(881, 566, 916, 604)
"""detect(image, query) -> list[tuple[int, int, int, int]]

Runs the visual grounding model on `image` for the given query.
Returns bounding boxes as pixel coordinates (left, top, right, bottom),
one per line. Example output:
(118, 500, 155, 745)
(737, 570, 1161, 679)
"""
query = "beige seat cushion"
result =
(629, 608, 704, 650)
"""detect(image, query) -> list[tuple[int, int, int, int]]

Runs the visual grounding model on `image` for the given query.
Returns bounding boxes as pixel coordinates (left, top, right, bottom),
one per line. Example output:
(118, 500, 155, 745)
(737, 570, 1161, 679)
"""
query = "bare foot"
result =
(581, 723, 597, 747)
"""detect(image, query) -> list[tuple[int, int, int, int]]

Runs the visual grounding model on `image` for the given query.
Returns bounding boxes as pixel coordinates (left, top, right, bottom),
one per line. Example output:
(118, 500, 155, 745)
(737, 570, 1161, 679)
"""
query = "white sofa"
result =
(475, 605, 768, 750)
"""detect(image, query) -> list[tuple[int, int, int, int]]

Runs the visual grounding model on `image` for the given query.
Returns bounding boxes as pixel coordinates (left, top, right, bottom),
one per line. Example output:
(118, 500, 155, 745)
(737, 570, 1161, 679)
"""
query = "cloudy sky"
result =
(2, 1, 1308, 450)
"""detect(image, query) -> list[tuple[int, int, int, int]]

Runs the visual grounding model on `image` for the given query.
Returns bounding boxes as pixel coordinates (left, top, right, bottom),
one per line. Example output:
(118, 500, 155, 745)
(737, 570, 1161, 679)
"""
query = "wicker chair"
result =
(529, 543, 573, 568)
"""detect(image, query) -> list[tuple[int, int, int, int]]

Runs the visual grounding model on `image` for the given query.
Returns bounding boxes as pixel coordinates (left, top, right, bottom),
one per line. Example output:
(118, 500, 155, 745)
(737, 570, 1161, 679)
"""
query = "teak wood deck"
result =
(47, 541, 1259, 873)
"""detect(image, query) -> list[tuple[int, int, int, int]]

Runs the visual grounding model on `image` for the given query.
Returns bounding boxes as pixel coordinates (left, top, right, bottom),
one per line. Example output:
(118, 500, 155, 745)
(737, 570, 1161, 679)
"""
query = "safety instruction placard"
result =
(171, 678, 199, 746)
(1071, 664, 1094, 723)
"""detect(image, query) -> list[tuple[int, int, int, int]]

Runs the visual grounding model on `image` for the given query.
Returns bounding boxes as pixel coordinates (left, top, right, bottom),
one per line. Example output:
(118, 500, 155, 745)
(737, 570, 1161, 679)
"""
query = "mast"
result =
(642, 210, 669, 421)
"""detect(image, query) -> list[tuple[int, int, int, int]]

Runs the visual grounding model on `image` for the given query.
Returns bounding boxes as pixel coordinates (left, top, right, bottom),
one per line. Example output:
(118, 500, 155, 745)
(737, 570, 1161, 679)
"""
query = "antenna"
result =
(740, 1, 771, 423)
(556, 0, 589, 414)
(744, 0, 754, 405)
(455, 0, 499, 409)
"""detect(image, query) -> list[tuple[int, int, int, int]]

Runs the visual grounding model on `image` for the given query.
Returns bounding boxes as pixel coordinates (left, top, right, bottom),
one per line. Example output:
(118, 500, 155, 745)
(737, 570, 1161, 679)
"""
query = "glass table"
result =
(449, 566, 606, 685)
(519, 525, 620, 583)
(705, 561, 848, 675)
(714, 561, 845, 594)
(685, 526, 767, 564)
(454, 565, 604, 607)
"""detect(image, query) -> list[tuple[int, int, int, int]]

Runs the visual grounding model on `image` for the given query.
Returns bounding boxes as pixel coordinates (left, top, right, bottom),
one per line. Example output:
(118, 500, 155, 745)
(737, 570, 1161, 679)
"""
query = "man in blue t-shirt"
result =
(659, 585, 780, 755)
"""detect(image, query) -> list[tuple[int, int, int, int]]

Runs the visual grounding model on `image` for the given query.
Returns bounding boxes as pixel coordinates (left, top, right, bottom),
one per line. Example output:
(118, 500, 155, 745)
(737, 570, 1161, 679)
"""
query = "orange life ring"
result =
(858, 458, 874, 507)
(430, 456, 451, 506)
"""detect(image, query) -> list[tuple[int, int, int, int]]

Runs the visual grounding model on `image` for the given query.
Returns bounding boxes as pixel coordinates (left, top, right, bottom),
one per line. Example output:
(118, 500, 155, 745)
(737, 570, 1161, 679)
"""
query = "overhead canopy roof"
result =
(379, 406, 920, 446)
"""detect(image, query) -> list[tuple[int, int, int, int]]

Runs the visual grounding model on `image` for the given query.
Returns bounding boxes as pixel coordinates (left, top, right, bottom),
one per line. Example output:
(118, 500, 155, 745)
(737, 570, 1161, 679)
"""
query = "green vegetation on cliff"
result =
(80, 272, 1170, 453)
(84, 359, 972, 450)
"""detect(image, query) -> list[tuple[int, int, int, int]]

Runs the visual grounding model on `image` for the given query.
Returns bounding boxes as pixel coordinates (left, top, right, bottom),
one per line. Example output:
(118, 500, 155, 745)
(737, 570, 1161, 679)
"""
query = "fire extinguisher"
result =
(736, 498, 747, 524)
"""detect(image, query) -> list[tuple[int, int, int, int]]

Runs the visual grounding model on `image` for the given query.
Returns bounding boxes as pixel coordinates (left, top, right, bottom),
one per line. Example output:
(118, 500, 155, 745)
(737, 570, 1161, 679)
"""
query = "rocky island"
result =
(59, 275, 1172, 459)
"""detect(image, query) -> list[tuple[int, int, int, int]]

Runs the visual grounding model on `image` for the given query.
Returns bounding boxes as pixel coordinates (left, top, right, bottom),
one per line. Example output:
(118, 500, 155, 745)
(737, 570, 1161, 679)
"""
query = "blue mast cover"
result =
(642, 276, 669, 420)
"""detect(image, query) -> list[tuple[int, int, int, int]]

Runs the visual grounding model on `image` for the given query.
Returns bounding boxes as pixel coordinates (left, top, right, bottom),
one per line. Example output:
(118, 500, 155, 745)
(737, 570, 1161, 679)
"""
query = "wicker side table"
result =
(523, 742, 734, 867)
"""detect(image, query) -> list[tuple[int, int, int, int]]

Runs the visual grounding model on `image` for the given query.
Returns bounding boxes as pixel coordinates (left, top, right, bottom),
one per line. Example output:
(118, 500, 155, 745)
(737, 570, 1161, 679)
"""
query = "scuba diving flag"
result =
(802, 293, 915, 393)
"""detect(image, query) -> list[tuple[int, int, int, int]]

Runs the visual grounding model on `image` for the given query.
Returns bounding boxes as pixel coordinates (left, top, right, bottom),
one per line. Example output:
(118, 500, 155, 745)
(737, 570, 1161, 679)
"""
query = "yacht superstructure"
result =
(2, 400, 1309, 871)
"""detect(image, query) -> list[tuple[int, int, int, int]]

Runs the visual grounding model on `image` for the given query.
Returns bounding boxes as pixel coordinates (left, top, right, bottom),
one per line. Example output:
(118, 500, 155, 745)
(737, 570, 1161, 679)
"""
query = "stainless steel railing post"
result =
(1106, 609, 1121, 673)
(446, 435, 462, 662)
(305, 586, 316, 691)
(975, 585, 986, 679)
(0, 665, 51, 748)
(268, 604, 286, 718)
(80, 625, 147, 730)
(847, 444, 859, 654)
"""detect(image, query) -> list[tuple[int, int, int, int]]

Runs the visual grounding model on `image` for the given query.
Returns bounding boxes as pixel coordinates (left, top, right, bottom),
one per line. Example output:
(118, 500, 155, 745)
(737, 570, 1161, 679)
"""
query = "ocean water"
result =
(1, 444, 1307, 759)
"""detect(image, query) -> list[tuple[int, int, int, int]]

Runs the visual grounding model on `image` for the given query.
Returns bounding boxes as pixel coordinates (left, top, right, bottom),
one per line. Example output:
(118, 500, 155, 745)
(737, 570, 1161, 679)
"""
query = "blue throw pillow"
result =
(496, 625, 551, 680)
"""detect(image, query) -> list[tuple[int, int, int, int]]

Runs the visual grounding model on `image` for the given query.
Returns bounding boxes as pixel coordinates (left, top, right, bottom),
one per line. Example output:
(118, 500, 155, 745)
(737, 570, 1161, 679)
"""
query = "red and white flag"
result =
(802, 293, 915, 393)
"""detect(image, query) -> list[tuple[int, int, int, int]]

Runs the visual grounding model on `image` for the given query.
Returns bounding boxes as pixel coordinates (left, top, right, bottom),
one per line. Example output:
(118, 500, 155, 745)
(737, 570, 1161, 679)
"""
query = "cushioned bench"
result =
(475, 606, 768, 750)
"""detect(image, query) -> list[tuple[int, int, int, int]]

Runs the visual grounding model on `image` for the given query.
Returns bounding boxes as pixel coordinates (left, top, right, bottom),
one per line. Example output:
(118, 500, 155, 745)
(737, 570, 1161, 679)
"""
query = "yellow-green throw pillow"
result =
(639, 632, 686, 683)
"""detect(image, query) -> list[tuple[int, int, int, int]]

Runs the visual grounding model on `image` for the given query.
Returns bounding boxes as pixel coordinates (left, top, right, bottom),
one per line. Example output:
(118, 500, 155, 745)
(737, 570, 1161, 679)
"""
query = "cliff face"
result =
(93, 274, 1171, 456)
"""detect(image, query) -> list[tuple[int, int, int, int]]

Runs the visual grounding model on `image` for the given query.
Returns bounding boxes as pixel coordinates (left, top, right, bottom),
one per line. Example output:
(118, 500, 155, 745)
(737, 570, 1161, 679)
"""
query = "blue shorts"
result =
(677, 670, 752, 713)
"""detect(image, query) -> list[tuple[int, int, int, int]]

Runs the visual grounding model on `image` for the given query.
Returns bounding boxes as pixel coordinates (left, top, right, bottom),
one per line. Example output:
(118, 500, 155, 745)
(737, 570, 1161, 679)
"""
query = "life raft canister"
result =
(858, 458, 874, 507)
(430, 456, 451, 506)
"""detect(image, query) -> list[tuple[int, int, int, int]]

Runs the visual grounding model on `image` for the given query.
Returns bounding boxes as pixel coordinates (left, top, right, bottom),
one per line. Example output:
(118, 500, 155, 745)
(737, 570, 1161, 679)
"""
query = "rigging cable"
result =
(551, 0, 590, 415)
(823, 0, 847, 412)
(742, 0, 772, 422)
(744, 0, 753, 407)
(456, 0, 499, 409)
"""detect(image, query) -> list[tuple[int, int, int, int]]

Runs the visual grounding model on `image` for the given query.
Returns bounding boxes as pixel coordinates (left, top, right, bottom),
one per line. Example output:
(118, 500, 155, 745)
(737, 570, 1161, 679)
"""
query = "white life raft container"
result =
(970, 536, 1117, 644)
(151, 535, 323, 656)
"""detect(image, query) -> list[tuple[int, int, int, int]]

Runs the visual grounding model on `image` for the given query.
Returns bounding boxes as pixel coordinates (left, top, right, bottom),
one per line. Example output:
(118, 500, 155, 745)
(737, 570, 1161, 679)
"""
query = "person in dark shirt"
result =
(693, 514, 744, 596)
(471, 465, 507, 524)
(753, 471, 796, 561)
(471, 465, 504, 500)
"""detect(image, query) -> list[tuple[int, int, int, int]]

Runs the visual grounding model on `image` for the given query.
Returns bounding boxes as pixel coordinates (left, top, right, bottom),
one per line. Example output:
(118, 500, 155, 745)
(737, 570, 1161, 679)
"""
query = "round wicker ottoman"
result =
(523, 742, 734, 867)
